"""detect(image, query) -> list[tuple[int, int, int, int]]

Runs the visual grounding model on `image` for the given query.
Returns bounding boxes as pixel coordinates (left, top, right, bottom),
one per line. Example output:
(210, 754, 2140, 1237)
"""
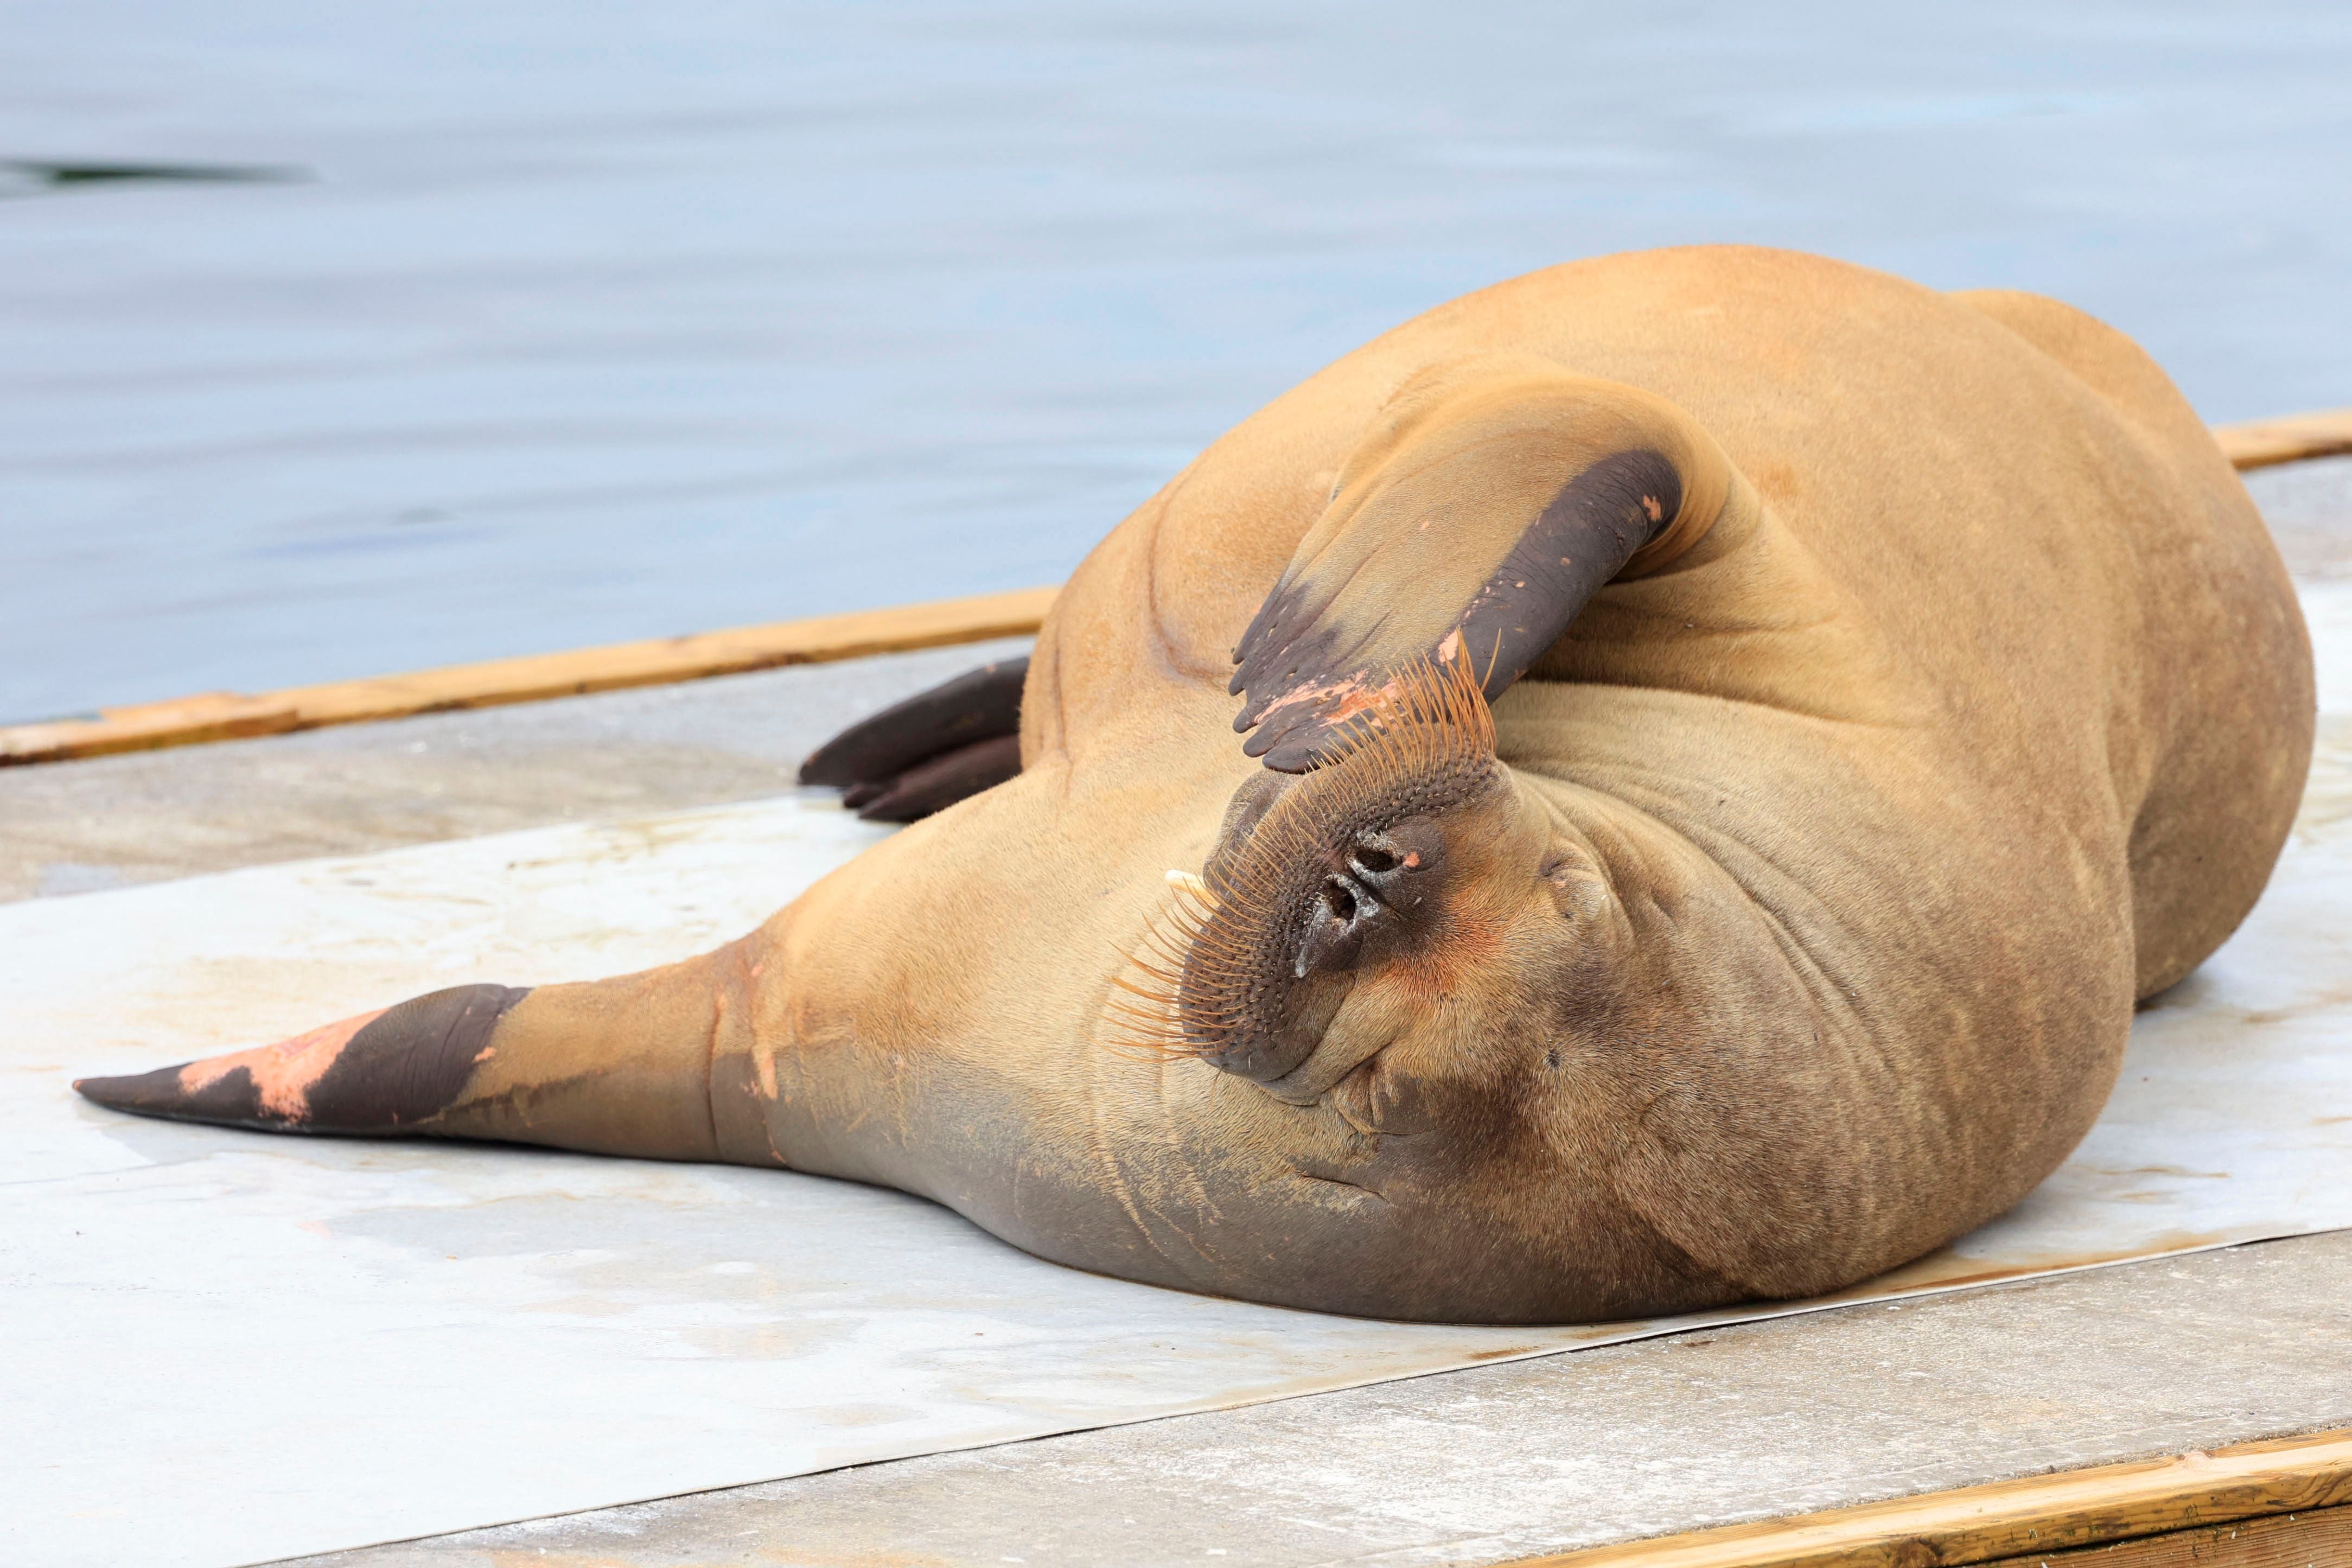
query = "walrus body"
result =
(80, 247, 2313, 1324)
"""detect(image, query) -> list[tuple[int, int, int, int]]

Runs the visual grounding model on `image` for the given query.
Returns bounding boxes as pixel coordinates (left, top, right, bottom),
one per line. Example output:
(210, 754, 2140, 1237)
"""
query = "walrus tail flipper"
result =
(75, 941, 769, 1164)
(1231, 364, 1743, 770)
(800, 655, 1028, 821)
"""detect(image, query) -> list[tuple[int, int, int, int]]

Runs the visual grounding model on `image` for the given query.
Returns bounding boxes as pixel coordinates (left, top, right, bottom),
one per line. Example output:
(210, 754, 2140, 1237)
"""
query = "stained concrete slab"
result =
(9, 460, 2351, 1567)
(2253, 454, 2352, 582)
(0, 638, 1029, 903)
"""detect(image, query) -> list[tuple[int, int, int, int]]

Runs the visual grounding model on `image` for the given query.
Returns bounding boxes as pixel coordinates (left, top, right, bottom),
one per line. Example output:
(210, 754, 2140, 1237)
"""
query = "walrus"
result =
(77, 246, 2313, 1324)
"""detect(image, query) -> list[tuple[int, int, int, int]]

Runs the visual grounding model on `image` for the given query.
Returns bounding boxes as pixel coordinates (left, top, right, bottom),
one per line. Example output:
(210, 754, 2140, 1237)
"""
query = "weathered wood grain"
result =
(2021, 1502, 2352, 1565)
(1514, 1429, 2352, 1568)
(0, 586, 1055, 765)
(2213, 409, 2352, 471)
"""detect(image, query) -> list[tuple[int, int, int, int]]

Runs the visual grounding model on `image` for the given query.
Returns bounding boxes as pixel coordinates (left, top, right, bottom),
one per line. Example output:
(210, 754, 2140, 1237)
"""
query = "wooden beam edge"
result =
(0, 584, 1057, 766)
(4, 407, 2346, 769)
(2211, 407, 2352, 471)
(1507, 1427, 2352, 1568)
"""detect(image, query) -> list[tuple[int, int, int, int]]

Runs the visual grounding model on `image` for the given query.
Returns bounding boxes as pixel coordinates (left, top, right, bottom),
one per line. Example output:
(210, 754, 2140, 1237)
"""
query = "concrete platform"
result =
(0, 637, 1030, 902)
(291, 1231, 2352, 1568)
(10, 455, 2351, 1567)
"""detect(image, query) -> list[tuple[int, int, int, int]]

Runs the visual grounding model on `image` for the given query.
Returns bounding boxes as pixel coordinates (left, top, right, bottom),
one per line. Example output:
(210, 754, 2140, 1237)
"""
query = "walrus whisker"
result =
(1099, 654, 1499, 1068)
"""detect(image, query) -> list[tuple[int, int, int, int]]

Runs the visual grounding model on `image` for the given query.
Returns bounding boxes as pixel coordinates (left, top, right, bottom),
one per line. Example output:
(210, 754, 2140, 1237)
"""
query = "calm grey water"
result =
(4, 1, 2348, 722)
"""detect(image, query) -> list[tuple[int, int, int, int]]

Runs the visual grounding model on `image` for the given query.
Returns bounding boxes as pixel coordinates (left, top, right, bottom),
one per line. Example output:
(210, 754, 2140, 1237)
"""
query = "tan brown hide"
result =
(78, 246, 2313, 1324)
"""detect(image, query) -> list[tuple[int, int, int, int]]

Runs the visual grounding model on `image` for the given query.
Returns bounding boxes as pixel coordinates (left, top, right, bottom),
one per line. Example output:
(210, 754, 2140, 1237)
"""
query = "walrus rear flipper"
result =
(75, 945, 768, 1164)
(800, 655, 1027, 821)
(1231, 364, 1742, 770)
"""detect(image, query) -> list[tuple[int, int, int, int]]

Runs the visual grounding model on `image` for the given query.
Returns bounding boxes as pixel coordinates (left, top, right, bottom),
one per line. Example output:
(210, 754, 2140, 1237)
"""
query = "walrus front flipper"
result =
(76, 946, 769, 1164)
(1232, 365, 1738, 770)
(800, 656, 1028, 821)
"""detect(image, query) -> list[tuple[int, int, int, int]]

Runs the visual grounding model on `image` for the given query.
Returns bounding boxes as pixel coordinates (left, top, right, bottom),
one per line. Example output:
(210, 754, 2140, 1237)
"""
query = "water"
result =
(3, 1, 2347, 722)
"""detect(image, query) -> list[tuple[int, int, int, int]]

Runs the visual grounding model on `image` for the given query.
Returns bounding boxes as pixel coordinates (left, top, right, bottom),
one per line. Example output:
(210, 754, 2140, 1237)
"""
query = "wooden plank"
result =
(0, 692, 302, 764)
(2015, 1502, 2352, 1565)
(273, 585, 1058, 727)
(1510, 1428, 2352, 1568)
(2212, 408, 2352, 471)
(0, 585, 1055, 766)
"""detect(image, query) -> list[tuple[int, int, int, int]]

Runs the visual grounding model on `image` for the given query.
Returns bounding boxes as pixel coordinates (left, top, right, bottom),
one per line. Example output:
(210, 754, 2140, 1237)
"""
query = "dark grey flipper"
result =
(75, 984, 528, 1134)
(801, 656, 1028, 821)
(1232, 449, 1682, 772)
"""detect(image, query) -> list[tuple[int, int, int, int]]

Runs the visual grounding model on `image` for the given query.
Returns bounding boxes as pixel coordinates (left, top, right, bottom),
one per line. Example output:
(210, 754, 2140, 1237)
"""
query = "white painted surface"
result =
(8, 590, 2350, 1567)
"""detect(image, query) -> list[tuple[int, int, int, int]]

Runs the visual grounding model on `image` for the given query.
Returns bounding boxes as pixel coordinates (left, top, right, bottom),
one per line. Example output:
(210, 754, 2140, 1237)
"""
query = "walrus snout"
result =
(1107, 658, 1507, 1080)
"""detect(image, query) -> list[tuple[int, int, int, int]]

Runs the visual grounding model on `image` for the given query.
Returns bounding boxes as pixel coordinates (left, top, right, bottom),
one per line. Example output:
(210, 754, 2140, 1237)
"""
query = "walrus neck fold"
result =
(1104, 656, 1504, 1079)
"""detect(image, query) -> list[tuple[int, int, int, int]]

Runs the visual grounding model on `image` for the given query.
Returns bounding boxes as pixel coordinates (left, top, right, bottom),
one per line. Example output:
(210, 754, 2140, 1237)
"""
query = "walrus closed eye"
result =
(77, 248, 2313, 1324)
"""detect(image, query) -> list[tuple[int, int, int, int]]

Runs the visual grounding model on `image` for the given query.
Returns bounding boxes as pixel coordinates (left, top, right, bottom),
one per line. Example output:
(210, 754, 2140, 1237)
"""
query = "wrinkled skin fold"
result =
(78, 247, 2315, 1324)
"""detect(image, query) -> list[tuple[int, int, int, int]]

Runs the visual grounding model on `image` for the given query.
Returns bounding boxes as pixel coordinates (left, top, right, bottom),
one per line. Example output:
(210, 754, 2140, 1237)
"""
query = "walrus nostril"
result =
(1297, 874, 1381, 978)
(1341, 824, 1442, 915)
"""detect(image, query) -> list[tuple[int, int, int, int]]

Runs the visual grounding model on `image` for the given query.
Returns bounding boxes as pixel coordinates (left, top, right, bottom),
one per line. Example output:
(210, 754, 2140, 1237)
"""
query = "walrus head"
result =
(1106, 362, 1741, 1133)
(1111, 656, 1609, 1102)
